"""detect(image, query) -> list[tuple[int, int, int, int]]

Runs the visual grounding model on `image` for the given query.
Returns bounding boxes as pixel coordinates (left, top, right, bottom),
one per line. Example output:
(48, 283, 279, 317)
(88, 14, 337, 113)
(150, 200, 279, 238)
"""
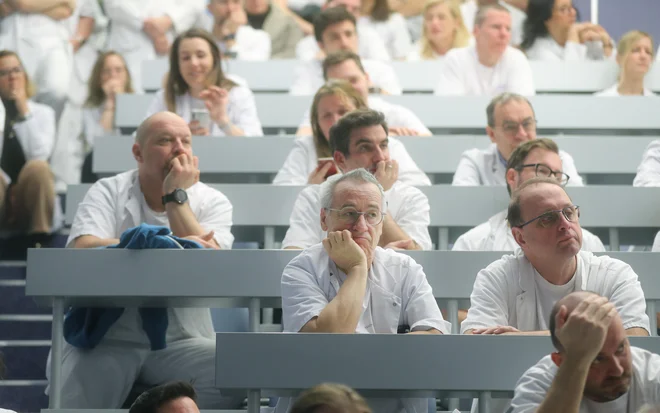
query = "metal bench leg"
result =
(249, 298, 261, 332)
(49, 297, 65, 408)
(247, 389, 261, 413)
(478, 391, 491, 413)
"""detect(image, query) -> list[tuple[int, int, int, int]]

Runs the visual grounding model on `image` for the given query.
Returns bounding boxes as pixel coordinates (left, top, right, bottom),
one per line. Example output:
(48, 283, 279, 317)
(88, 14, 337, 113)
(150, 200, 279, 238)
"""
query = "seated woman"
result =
(273, 80, 430, 186)
(81, 51, 136, 183)
(595, 31, 655, 97)
(145, 28, 263, 137)
(359, 0, 412, 60)
(407, 0, 470, 61)
(521, 0, 614, 60)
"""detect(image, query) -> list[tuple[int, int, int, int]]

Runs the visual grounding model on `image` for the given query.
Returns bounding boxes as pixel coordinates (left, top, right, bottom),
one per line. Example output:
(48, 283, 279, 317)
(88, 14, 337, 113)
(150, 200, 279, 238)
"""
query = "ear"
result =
(486, 126, 496, 143)
(333, 150, 347, 172)
(550, 352, 563, 368)
(132, 143, 143, 163)
(511, 226, 526, 249)
(505, 168, 517, 191)
(321, 207, 329, 231)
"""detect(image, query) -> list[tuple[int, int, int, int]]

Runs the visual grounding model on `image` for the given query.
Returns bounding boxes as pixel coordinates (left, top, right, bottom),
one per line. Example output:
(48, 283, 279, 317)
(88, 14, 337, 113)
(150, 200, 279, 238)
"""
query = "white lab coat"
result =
(594, 84, 656, 97)
(452, 144, 583, 186)
(433, 45, 535, 96)
(272, 135, 432, 186)
(278, 242, 448, 413)
(144, 87, 263, 136)
(510, 347, 660, 413)
(358, 13, 412, 60)
(289, 59, 402, 95)
(295, 22, 390, 61)
(461, 249, 650, 334)
(460, 0, 526, 46)
(81, 106, 120, 149)
(281, 180, 432, 250)
(54, 169, 237, 408)
(525, 37, 612, 61)
(407, 42, 444, 61)
(104, 0, 206, 91)
(199, 13, 271, 60)
(633, 139, 660, 187)
(452, 210, 605, 252)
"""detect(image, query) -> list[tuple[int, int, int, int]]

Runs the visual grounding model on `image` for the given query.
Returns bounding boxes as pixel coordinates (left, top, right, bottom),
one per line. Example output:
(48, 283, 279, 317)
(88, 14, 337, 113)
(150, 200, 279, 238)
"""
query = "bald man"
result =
(55, 111, 237, 408)
(511, 292, 660, 413)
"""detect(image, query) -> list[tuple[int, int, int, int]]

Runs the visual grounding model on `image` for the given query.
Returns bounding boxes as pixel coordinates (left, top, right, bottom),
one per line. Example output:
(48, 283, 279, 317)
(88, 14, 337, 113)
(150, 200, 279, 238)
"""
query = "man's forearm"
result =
(73, 235, 120, 249)
(536, 356, 590, 413)
(626, 327, 650, 336)
(165, 202, 217, 245)
(312, 265, 368, 333)
(10, 0, 74, 13)
(409, 328, 441, 335)
(379, 215, 416, 248)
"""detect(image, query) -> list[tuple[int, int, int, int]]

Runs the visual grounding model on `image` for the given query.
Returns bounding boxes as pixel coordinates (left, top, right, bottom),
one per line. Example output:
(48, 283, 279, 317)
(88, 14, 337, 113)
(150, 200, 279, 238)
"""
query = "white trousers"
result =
(46, 337, 243, 409)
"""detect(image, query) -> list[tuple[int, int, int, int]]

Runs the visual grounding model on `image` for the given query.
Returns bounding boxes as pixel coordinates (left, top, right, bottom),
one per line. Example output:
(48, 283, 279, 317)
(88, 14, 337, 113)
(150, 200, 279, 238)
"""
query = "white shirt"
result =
(460, 0, 525, 46)
(0, 11, 69, 47)
(82, 106, 120, 148)
(200, 14, 271, 60)
(452, 210, 605, 252)
(407, 41, 444, 61)
(511, 347, 660, 413)
(289, 59, 402, 95)
(145, 86, 263, 136)
(278, 242, 448, 413)
(633, 139, 660, 187)
(653, 231, 660, 251)
(525, 37, 611, 61)
(433, 45, 535, 96)
(358, 13, 412, 60)
(461, 250, 651, 334)
(66, 169, 234, 345)
(281, 180, 432, 250)
(295, 96, 431, 135)
(272, 135, 432, 186)
(594, 84, 656, 97)
(295, 22, 390, 62)
(452, 144, 583, 186)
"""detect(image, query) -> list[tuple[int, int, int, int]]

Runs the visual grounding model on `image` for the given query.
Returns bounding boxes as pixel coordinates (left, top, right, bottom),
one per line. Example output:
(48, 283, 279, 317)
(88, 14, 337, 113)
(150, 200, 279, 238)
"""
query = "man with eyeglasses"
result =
(452, 92, 583, 186)
(282, 108, 432, 250)
(453, 138, 604, 251)
(279, 167, 447, 413)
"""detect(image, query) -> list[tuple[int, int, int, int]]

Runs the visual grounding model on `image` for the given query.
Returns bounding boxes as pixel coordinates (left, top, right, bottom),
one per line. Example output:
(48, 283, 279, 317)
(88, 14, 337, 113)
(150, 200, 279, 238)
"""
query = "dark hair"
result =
(505, 138, 559, 195)
(520, 0, 554, 51)
(129, 382, 197, 413)
(506, 176, 564, 227)
(314, 7, 357, 43)
(329, 108, 388, 155)
(165, 29, 236, 112)
(322, 50, 366, 80)
(367, 0, 392, 22)
(85, 51, 135, 108)
(0, 50, 36, 98)
(291, 383, 372, 413)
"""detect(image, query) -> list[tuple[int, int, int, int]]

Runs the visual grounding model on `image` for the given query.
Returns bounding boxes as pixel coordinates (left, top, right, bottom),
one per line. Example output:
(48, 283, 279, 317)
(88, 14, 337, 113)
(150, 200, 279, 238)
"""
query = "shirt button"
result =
(392, 302, 397, 307)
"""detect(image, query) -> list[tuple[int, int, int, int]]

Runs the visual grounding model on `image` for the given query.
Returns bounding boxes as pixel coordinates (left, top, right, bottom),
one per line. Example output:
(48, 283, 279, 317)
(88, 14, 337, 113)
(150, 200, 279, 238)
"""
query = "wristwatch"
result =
(162, 188, 188, 205)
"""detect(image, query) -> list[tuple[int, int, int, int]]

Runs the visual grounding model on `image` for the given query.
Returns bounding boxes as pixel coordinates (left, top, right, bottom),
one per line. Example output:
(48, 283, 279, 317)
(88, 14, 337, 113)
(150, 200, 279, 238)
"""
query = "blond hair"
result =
(290, 383, 372, 413)
(0, 50, 36, 98)
(419, 0, 470, 60)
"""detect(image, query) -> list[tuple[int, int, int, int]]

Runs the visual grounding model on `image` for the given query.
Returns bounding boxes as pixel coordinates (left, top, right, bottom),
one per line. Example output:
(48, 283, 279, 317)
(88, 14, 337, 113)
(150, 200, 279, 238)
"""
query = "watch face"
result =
(174, 189, 187, 203)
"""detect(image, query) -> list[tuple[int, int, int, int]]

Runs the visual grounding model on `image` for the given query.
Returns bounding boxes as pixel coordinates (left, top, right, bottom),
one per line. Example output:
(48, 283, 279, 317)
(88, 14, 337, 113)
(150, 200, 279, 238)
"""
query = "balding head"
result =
(550, 291, 600, 351)
(135, 112, 189, 146)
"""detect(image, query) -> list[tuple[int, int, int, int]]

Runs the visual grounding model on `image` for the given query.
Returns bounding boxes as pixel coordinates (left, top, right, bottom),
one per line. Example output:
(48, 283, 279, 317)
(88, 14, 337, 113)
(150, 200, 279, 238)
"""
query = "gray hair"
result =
(474, 3, 509, 27)
(486, 92, 534, 127)
(320, 169, 386, 211)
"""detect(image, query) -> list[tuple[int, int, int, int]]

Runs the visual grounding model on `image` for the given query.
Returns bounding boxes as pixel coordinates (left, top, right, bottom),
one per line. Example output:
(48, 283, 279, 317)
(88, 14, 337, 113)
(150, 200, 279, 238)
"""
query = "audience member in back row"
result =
(290, 383, 372, 413)
(129, 381, 201, 413)
(452, 93, 582, 186)
(0, 51, 57, 242)
(633, 139, 660, 188)
(521, 0, 614, 61)
(462, 177, 650, 337)
(453, 138, 604, 251)
(243, 0, 307, 58)
(359, 0, 412, 60)
(461, 0, 526, 46)
(595, 31, 656, 97)
(56, 112, 237, 408)
(434, 4, 534, 96)
(145, 29, 263, 137)
(407, 0, 471, 61)
(273, 81, 430, 186)
(279, 167, 447, 413)
(282, 109, 432, 250)
(296, 51, 430, 136)
(290, 6, 401, 95)
(510, 292, 660, 413)
(81, 51, 136, 184)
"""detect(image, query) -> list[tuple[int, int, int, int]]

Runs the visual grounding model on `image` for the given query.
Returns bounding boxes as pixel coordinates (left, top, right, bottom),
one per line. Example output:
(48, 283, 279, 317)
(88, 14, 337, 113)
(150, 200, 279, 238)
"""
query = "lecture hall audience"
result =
(461, 0, 526, 46)
(407, 0, 471, 61)
(359, 0, 412, 60)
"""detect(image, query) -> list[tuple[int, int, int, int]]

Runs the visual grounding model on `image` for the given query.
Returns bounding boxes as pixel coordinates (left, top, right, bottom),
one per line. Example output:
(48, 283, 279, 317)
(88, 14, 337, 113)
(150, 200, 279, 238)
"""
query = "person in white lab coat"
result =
(274, 80, 430, 186)
(296, 51, 430, 136)
(520, 0, 614, 61)
(278, 167, 448, 413)
(290, 6, 401, 95)
(359, 0, 411, 60)
(407, 0, 471, 61)
(633, 140, 660, 187)
(281, 109, 432, 250)
(53, 111, 238, 408)
(145, 29, 263, 137)
(453, 92, 582, 186)
(453, 138, 604, 252)
(434, 3, 534, 96)
(595, 30, 656, 97)
(104, 0, 206, 92)
(0, 51, 57, 238)
(510, 292, 660, 413)
(461, 0, 526, 46)
(205, 0, 271, 60)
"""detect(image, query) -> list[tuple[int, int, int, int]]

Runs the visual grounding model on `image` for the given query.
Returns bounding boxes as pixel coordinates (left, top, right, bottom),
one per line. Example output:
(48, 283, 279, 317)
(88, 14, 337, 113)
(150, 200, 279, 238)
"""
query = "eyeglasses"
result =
(325, 207, 385, 227)
(0, 67, 23, 77)
(516, 205, 580, 228)
(499, 119, 537, 135)
(554, 5, 575, 15)
(516, 163, 570, 185)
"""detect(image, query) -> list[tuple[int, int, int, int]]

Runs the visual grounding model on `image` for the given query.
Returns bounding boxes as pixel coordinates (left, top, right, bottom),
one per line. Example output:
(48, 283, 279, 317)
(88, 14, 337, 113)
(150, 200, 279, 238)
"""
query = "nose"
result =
(609, 356, 625, 377)
(351, 214, 369, 232)
(172, 139, 185, 154)
(556, 210, 573, 231)
(373, 146, 386, 162)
